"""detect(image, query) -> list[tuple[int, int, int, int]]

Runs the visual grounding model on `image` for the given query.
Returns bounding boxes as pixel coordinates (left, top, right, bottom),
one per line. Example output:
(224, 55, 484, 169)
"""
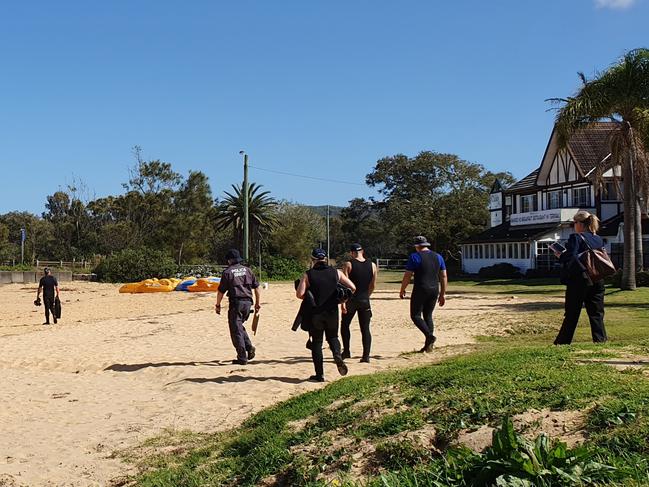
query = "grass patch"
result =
(127, 283, 649, 486)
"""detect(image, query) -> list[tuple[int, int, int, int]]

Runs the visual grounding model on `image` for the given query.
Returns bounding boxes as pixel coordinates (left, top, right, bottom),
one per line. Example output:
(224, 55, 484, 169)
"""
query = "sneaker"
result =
(360, 356, 370, 363)
(424, 336, 436, 353)
(308, 375, 325, 382)
(334, 355, 348, 376)
(42, 322, 50, 325)
(231, 359, 248, 365)
(53, 317, 57, 324)
(247, 346, 256, 361)
(342, 350, 351, 359)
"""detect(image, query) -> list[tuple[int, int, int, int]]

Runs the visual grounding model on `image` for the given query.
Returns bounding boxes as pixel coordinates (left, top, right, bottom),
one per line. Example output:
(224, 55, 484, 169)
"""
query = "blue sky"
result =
(1, 0, 647, 214)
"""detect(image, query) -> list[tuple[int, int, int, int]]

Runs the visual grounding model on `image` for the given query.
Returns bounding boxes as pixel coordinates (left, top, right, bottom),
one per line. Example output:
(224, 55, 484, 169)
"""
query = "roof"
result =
(599, 212, 649, 237)
(504, 122, 616, 194)
(506, 169, 540, 193)
(567, 122, 616, 175)
(462, 222, 560, 244)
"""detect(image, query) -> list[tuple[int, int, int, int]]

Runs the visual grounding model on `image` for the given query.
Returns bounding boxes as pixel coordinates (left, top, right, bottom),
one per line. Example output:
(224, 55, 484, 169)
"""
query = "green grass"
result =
(126, 281, 649, 487)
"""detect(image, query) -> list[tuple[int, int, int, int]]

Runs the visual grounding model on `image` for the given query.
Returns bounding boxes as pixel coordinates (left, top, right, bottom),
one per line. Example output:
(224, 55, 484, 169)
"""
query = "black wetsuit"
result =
(410, 251, 441, 341)
(554, 232, 607, 345)
(39, 275, 58, 324)
(306, 263, 343, 378)
(218, 264, 259, 362)
(341, 259, 373, 360)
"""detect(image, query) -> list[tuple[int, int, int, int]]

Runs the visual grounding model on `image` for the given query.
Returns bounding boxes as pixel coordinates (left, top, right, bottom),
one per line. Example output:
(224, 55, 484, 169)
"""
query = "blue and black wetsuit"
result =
(406, 250, 446, 343)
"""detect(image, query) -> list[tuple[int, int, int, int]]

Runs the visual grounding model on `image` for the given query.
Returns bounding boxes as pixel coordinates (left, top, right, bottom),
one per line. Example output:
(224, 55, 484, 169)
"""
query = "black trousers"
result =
(341, 298, 372, 359)
(228, 300, 254, 361)
(310, 308, 342, 377)
(410, 288, 438, 339)
(554, 281, 607, 345)
(44, 295, 56, 324)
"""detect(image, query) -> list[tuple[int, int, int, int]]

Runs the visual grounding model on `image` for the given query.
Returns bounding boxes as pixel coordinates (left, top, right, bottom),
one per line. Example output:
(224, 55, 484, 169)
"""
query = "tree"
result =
(365, 151, 515, 255)
(215, 182, 278, 254)
(267, 202, 325, 263)
(550, 48, 649, 290)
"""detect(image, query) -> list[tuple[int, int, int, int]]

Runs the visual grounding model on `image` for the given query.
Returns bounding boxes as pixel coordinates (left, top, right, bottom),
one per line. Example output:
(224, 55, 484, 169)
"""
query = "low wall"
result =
(0, 271, 73, 284)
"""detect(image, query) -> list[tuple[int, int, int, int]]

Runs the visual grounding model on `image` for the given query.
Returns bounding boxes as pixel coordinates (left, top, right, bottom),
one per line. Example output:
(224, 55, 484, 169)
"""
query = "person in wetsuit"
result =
(296, 248, 356, 382)
(399, 236, 447, 352)
(215, 249, 261, 365)
(553, 210, 608, 345)
(37, 267, 59, 325)
(341, 243, 377, 363)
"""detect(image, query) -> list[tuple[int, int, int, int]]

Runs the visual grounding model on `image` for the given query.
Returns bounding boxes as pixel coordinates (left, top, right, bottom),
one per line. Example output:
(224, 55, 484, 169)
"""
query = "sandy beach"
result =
(0, 281, 560, 486)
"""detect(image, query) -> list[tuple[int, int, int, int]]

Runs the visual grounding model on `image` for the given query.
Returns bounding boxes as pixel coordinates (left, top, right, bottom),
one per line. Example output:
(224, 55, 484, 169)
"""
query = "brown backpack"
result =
(577, 234, 617, 283)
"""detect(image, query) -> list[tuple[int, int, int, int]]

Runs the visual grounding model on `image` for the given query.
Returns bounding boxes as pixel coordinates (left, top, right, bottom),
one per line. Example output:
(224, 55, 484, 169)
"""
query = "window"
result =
(496, 244, 501, 259)
(537, 242, 562, 271)
(490, 244, 495, 259)
(547, 190, 562, 209)
(572, 187, 590, 207)
(602, 182, 621, 201)
(521, 194, 537, 213)
(479, 245, 483, 259)
(501, 244, 507, 259)
(513, 243, 519, 259)
(507, 244, 513, 258)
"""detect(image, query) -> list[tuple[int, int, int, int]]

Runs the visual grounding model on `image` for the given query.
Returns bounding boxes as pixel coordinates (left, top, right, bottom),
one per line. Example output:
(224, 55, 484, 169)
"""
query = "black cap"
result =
(413, 236, 431, 247)
(43, 267, 51, 274)
(225, 249, 243, 263)
(311, 248, 327, 260)
(349, 243, 363, 252)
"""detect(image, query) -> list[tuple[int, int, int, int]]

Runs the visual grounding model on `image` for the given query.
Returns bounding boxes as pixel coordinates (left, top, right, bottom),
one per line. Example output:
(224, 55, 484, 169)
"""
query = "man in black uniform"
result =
(341, 243, 377, 362)
(37, 268, 59, 325)
(215, 249, 261, 365)
(296, 248, 356, 382)
(399, 236, 447, 352)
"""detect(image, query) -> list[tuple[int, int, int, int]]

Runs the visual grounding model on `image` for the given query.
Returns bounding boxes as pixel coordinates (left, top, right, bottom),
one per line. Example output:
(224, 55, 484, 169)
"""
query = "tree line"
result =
(0, 149, 510, 271)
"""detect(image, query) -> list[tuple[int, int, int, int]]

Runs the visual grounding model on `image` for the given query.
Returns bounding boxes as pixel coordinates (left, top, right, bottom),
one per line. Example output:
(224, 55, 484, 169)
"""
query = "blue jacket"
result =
(559, 232, 604, 284)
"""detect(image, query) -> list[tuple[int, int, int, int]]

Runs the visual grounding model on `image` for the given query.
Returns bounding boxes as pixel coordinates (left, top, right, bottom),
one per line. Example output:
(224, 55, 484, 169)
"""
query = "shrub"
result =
(606, 270, 649, 288)
(256, 255, 305, 281)
(478, 263, 522, 279)
(94, 248, 178, 283)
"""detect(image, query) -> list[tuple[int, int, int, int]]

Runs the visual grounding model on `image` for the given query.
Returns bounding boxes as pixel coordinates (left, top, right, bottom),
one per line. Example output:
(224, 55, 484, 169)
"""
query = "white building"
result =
(461, 122, 648, 275)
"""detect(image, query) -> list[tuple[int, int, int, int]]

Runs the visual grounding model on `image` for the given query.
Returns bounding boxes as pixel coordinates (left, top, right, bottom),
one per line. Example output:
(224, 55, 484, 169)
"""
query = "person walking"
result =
(215, 249, 261, 365)
(296, 248, 356, 382)
(399, 236, 447, 352)
(36, 267, 59, 325)
(341, 243, 377, 363)
(553, 210, 608, 345)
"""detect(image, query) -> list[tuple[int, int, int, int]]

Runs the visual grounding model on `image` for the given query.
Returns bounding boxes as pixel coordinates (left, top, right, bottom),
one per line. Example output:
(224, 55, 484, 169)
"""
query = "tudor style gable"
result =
(535, 129, 582, 186)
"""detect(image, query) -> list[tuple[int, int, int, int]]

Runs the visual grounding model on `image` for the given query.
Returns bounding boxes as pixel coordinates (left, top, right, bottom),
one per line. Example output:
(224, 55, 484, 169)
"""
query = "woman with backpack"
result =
(553, 210, 608, 345)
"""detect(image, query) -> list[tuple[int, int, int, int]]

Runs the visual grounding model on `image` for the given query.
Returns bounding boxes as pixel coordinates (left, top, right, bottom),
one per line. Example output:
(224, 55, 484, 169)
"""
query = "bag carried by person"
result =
(578, 234, 616, 283)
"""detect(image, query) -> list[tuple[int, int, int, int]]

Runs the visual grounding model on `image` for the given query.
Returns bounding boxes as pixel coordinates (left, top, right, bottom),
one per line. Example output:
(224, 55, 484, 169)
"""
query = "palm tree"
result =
(215, 182, 278, 255)
(549, 48, 649, 290)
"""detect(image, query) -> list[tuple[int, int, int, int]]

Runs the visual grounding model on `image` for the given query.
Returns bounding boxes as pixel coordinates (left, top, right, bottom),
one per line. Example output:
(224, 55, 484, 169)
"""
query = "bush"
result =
(606, 270, 649, 288)
(94, 248, 178, 283)
(478, 263, 522, 279)
(256, 255, 305, 281)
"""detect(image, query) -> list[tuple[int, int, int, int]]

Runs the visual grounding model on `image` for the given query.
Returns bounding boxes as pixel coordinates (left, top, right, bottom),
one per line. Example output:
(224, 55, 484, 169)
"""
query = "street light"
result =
(240, 150, 249, 261)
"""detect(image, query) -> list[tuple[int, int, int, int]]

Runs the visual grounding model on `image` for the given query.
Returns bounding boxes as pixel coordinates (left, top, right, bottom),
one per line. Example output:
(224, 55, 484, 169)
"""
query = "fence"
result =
(376, 258, 407, 270)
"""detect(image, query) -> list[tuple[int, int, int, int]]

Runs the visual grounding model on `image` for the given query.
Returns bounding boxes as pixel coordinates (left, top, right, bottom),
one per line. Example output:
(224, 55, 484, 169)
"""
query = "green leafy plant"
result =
(93, 248, 178, 282)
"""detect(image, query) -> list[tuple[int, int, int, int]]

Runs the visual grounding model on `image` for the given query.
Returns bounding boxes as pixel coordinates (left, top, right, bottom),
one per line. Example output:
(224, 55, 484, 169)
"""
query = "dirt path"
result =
(0, 282, 561, 486)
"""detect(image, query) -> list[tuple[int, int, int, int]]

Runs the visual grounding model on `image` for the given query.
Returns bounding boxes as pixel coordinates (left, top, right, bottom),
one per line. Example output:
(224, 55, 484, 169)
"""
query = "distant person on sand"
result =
(296, 248, 355, 382)
(553, 211, 607, 345)
(215, 249, 260, 365)
(399, 236, 447, 352)
(341, 243, 377, 363)
(36, 268, 59, 325)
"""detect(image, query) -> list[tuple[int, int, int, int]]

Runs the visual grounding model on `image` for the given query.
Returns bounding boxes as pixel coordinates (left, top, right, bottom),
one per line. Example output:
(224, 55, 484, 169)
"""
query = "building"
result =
(461, 122, 648, 275)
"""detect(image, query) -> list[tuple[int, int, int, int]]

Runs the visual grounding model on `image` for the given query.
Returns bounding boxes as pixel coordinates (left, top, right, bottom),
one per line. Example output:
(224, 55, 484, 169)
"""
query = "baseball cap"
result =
(413, 236, 431, 247)
(349, 243, 363, 252)
(311, 248, 327, 260)
(225, 249, 243, 263)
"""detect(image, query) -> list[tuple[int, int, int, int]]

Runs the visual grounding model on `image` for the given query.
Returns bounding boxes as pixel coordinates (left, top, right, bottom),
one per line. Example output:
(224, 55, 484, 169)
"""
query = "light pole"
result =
(326, 205, 330, 261)
(239, 150, 249, 262)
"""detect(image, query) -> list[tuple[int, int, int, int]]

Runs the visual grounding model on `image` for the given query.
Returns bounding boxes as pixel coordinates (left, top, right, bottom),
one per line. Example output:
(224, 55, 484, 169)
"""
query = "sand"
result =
(0, 282, 561, 486)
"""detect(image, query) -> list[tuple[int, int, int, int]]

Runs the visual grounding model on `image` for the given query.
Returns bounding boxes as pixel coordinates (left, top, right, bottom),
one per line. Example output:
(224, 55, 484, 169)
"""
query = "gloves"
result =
(34, 298, 42, 306)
